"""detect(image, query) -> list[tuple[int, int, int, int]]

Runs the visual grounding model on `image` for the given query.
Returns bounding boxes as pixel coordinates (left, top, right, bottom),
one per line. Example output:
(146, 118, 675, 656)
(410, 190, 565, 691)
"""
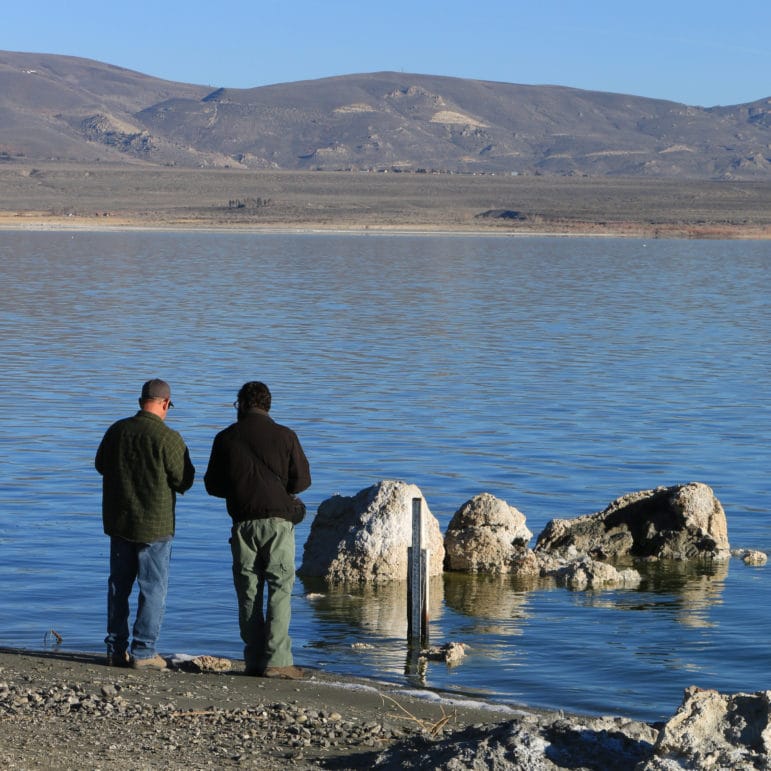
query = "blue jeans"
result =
(105, 536, 172, 660)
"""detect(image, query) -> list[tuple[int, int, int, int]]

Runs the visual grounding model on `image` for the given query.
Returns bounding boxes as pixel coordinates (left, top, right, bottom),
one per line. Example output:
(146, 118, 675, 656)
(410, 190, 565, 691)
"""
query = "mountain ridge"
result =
(1, 51, 769, 178)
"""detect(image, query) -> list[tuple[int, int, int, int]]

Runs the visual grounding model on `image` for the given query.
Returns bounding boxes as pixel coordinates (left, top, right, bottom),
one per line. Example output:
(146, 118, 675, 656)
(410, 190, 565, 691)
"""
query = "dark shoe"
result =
(131, 653, 167, 670)
(244, 664, 263, 677)
(107, 651, 130, 668)
(262, 665, 306, 680)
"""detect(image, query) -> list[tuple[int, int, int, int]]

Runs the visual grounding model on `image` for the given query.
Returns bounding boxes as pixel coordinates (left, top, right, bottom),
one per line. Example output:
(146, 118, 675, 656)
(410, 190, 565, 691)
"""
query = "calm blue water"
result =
(0, 230, 768, 722)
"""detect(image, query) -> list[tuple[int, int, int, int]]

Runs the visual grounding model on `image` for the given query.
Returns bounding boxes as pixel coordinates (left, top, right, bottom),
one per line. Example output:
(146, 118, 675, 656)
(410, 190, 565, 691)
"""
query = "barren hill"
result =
(1, 51, 769, 178)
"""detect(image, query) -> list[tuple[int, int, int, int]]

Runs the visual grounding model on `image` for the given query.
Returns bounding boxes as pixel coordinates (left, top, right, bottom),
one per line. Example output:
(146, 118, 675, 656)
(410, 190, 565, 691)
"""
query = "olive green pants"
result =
(230, 518, 295, 671)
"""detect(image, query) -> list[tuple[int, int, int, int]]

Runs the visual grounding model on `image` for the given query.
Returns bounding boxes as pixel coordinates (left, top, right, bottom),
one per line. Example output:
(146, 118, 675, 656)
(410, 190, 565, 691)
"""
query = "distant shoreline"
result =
(1, 214, 769, 239)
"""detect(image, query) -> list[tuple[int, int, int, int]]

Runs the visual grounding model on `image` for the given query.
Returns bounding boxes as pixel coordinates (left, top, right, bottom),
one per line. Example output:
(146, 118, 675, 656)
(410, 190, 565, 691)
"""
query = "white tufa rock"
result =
(444, 493, 532, 574)
(640, 686, 771, 770)
(298, 480, 444, 583)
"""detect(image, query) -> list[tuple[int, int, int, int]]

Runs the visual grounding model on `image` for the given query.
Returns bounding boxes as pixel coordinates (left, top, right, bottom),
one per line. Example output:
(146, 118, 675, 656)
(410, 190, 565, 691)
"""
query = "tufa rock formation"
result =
(298, 481, 736, 589)
(640, 686, 771, 769)
(535, 482, 729, 562)
(298, 480, 444, 583)
(444, 493, 532, 574)
(373, 685, 771, 769)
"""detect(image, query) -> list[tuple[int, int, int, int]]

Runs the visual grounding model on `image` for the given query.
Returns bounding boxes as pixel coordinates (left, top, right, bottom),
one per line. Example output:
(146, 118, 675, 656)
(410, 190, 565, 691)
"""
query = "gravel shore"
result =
(1, 647, 661, 770)
(0, 647, 526, 770)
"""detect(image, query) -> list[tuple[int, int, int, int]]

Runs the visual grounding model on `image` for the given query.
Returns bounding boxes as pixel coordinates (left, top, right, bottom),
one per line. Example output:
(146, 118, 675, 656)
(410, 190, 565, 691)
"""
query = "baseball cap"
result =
(140, 379, 174, 407)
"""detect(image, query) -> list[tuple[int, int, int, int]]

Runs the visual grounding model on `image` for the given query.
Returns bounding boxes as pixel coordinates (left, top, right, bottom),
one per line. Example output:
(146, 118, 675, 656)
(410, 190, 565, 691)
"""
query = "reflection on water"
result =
(637, 560, 728, 629)
(301, 560, 729, 642)
(443, 559, 730, 630)
(296, 556, 734, 706)
(443, 573, 532, 631)
(299, 575, 444, 639)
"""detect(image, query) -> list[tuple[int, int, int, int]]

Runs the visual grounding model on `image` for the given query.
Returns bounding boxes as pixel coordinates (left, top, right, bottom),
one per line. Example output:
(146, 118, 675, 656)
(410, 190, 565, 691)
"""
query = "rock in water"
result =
(444, 493, 532, 573)
(535, 482, 729, 562)
(298, 480, 445, 583)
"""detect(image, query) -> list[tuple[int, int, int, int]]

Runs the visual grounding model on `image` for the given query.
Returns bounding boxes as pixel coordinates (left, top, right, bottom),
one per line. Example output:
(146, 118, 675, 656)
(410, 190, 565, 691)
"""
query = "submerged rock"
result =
(298, 480, 445, 583)
(507, 549, 642, 589)
(551, 557, 641, 590)
(444, 493, 532, 574)
(535, 482, 729, 562)
(733, 548, 767, 566)
(421, 642, 468, 667)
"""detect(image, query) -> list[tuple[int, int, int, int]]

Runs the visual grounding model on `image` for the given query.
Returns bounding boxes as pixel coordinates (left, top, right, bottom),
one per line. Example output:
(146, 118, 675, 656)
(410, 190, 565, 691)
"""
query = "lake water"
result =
(0, 230, 768, 723)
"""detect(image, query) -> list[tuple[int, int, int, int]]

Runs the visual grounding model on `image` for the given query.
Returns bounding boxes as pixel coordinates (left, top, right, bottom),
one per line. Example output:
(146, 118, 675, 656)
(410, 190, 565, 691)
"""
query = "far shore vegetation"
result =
(1, 163, 769, 238)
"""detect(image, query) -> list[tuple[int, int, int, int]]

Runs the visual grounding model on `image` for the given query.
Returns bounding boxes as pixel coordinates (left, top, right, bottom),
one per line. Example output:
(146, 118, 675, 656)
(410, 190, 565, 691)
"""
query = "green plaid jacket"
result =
(96, 411, 195, 542)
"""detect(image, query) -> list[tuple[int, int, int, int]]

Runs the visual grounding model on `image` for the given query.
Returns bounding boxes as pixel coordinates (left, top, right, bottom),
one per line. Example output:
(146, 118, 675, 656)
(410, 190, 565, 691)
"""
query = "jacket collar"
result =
(135, 410, 163, 423)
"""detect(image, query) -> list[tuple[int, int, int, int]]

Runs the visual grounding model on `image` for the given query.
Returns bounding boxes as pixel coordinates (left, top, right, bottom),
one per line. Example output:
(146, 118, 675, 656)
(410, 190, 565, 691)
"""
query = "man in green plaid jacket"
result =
(96, 378, 195, 669)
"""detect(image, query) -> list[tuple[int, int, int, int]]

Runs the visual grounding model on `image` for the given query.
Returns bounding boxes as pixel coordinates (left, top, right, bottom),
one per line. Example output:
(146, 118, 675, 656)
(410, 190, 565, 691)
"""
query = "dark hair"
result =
(237, 381, 271, 411)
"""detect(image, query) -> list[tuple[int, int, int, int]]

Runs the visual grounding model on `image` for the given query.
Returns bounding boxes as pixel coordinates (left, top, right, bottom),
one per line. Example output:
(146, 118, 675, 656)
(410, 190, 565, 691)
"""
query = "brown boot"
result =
(262, 665, 306, 680)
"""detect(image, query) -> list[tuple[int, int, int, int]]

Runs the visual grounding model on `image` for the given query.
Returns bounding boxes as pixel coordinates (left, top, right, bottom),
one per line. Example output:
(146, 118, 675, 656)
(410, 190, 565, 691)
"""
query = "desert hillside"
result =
(1, 51, 769, 178)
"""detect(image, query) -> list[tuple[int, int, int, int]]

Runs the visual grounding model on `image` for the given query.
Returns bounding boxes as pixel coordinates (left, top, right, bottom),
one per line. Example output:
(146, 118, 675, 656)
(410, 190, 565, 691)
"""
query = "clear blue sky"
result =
(4, 0, 769, 107)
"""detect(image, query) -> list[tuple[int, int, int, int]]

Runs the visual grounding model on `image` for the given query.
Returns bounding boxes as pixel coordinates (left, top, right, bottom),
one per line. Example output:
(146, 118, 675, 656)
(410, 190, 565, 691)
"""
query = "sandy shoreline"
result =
(0, 215, 771, 241)
(1, 213, 770, 239)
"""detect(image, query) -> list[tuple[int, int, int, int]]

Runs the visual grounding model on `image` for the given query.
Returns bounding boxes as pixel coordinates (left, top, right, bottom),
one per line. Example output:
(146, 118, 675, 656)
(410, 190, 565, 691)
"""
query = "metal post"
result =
(407, 497, 429, 646)
(420, 546, 430, 646)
